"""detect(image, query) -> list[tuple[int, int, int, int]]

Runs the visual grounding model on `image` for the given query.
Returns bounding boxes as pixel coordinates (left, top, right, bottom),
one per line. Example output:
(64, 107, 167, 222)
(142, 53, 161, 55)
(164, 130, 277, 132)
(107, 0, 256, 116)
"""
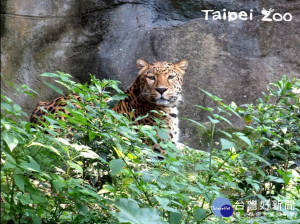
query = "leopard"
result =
(30, 59, 189, 154)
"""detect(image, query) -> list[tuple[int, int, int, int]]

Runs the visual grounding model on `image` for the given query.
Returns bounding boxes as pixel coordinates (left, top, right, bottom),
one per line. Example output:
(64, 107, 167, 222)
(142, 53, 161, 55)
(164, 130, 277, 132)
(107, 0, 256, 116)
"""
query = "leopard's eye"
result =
(168, 75, 175, 80)
(147, 76, 155, 81)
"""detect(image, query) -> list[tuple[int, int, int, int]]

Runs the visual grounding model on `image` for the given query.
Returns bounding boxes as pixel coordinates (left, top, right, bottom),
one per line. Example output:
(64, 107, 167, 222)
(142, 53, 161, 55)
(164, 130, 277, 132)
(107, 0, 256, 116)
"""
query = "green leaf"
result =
(3, 161, 16, 169)
(247, 152, 271, 166)
(32, 215, 42, 224)
(277, 169, 292, 185)
(194, 105, 214, 112)
(213, 114, 233, 126)
(29, 142, 62, 158)
(76, 202, 89, 215)
(44, 82, 64, 95)
(220, 138, 235, 150)
(194, 208, 206, 221)
(200, 89, 223, 102)
(40, 72, 60, 78)
(27, 210, 42, 224)
(222, 103, 241, 118)
(184, 118, 207, 130)
(267, 175, 284, 183)
(219, 130, 232, 138)
(23, 91, 35, 98)
(20, 156, 40, 172)
(218, 218, 226, 224)
(32, 194, 47, 203)
(155, 196, 169, 206)
(111, 198, 166, 224)
(2, 131, 18, 151)
(70, 162, 83, 174)
(260, 137, 286, 151)
(140, 126, 158, 144)
(208, 116, 219, 124)
(19, 194, 31, 205)
(109, 159, 125, 176)
(1, 102, 12, 112)
(257, 167, 266, 177)
(13, 104, 22, 112)
(255, 194, 267, 201)
(3, 151, 16, 164)
(135, 113, 150, 122)
(243, 114, 253, 125)
(112, 93, 128, 101)
(13, 174, 25, 192)
(43, 116, 58, 125)
(234, 132, 251, 146)
(195, 164, 208, 171)
(251, 183, 260, 191)
(52, 179, 65, 192)
(56, 71, 72, 80)
(170, 211, 182, 224)
(158, 129, 169, 142)
(269, 220, 300, 224)
(155, 196, 178, 213)
(110, 82, 123, 93)
(238, 135, 251, 146)
(80, 150, 99, 159)
(89, 132, 97, 142)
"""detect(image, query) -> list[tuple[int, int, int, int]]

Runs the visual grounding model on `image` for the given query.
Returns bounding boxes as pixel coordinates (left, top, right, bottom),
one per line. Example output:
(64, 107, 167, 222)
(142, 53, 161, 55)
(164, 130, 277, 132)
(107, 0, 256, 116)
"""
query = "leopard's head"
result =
(136, 59, 188, 107)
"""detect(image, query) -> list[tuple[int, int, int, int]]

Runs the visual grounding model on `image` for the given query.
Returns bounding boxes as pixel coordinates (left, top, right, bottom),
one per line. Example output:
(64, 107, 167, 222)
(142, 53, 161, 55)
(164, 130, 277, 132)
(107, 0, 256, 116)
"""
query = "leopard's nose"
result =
(155, 88, 168, 95)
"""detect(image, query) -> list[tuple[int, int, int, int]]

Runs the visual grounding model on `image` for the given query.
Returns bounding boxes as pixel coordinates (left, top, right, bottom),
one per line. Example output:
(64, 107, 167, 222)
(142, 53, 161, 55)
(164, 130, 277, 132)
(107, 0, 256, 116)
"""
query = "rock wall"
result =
(1, 0, 300, 148)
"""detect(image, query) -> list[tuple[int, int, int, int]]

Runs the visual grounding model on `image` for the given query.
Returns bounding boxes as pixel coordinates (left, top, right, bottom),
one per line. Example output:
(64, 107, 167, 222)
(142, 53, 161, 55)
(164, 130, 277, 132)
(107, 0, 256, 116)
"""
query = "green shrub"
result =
(186, 76, 299, 223)
(240, 76, 299, 198)
(1, 73, 299, 223)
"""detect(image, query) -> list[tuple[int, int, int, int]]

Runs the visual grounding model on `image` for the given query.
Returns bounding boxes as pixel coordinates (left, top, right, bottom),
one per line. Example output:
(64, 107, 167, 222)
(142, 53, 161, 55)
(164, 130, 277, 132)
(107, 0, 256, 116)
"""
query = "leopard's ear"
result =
(136, 59, 149, 74)
(176, 60, 188, 74)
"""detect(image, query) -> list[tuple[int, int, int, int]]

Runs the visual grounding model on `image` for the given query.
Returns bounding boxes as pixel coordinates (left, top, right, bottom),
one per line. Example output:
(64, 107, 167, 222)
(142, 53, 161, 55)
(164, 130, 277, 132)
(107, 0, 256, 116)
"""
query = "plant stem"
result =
(10, 176, 15, 219)
(121, 154, 153, 206)
(199, 212, 213, 223)
(201, 123, 216, 209)
(209, 123, 215, 171)
(108, 134, 153, 206)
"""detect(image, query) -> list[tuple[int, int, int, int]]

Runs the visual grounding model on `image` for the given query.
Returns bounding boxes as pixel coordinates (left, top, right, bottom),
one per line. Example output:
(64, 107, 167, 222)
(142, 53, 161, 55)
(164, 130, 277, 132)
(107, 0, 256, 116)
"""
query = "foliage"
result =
(238, 76, 299, 199)
(186, 76, 299, 223)
(1, 73, 299, 223)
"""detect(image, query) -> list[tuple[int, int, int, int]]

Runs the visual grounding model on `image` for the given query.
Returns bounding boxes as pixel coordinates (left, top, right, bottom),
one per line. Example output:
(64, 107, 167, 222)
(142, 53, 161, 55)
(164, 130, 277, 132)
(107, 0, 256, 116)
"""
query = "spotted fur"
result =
(30, 59, 188, 153)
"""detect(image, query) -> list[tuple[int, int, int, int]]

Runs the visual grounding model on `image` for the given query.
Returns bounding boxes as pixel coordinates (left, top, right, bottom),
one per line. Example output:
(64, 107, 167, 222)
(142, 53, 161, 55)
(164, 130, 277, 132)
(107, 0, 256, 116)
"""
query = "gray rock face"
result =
(1, 0, 300, 148)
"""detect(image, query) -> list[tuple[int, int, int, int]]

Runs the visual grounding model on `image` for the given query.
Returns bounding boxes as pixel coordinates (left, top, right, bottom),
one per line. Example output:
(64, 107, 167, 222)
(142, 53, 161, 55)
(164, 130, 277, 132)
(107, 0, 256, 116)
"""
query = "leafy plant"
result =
(239, 76, 299, 198)
(1, 73, 299, 223)
(186, 76, 299, 222)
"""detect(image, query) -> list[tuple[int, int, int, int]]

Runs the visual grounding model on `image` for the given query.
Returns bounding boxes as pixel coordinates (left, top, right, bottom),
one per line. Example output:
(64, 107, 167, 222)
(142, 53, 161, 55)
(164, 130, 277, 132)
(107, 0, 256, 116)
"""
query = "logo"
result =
(202, 8, 292, 22)
(261, 8, 292, 22)
(211, 197, 233, 217)
(261, 8, 274, 21)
